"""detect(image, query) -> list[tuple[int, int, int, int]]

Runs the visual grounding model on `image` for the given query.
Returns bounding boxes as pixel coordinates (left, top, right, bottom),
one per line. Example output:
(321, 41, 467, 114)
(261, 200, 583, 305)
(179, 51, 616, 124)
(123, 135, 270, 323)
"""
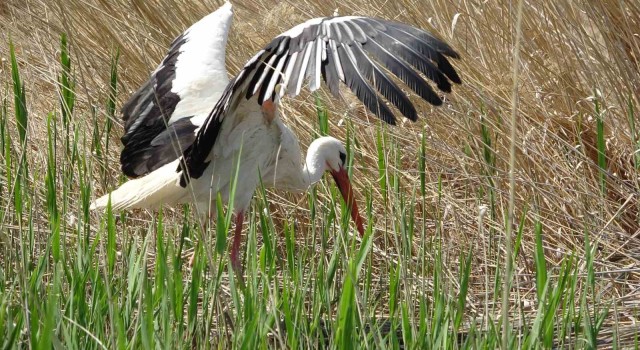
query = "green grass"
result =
(594, 97, 607, 196)
(2, 5, 640, 349)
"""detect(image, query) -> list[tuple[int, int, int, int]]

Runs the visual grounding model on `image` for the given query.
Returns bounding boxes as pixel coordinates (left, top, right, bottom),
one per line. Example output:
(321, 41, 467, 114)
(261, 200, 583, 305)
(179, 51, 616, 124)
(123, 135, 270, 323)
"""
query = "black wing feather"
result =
(179, 15, 462, 185)
(121, 34, 185, 141)
(321, 47, 341, 96)
(350, 43, 417, 121)
(371, 32, 450, 104)
(337, 45, 396, 125)
(361, 38, 442, 103)
(375, 20, 462, 84)
(119, 33, 187, 178)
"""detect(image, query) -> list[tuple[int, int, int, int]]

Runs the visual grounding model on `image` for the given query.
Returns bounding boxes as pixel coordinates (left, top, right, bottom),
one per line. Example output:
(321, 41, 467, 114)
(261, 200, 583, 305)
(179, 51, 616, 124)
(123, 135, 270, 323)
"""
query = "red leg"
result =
(229, 211, 245, 276)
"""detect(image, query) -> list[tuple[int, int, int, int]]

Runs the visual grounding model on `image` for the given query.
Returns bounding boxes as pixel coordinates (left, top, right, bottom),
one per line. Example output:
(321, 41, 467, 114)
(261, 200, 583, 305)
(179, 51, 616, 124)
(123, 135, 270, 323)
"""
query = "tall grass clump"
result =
(1, 0, 640, 348)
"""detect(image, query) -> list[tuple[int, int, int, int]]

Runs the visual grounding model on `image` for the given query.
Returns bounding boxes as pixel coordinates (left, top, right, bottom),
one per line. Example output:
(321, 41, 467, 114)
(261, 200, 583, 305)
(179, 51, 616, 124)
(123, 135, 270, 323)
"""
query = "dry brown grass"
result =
(2, 0, 639, 342)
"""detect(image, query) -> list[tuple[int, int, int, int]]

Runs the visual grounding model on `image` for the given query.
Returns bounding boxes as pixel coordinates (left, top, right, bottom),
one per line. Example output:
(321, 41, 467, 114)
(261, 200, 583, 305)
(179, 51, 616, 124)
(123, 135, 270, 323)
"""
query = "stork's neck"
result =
(301, 152, 326, 189)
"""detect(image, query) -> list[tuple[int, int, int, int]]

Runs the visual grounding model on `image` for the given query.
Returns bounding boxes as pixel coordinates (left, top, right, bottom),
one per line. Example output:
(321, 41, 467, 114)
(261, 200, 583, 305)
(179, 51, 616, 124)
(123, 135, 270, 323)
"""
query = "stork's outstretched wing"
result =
(119, 3, 233, 178)
(180, 15, 461, 185)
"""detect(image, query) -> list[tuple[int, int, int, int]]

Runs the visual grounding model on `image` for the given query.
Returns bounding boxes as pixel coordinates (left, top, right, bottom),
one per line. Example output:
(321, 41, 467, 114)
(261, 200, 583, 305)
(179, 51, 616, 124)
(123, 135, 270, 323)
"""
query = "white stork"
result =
(91, 2, 461, 274)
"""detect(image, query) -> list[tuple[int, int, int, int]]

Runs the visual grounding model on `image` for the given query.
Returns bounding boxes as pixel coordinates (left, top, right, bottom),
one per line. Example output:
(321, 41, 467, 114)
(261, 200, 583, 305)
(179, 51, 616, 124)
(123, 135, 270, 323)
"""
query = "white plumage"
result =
(168, 2, 232, 124)
(91, 160, 182, 211)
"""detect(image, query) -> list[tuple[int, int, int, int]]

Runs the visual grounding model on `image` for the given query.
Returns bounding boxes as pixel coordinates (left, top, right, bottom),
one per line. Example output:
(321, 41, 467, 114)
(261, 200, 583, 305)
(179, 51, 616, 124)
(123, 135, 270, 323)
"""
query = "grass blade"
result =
(58, 32, 75, 128)
(534, 219, 547, 302)
(594, 98, 607, 195)
(9, 40, 27, 147)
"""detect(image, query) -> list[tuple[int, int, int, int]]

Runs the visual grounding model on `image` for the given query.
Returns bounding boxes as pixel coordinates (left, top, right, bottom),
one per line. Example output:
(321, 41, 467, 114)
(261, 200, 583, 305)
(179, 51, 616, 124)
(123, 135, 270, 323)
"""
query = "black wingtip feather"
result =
(369, 33, 456, 104)
(373, 21, 463, 88)
(380, 19, 460, 58)
(446, 50, 461, 60)
(361, 38, 445, 111)
(436, 57, 462, 85)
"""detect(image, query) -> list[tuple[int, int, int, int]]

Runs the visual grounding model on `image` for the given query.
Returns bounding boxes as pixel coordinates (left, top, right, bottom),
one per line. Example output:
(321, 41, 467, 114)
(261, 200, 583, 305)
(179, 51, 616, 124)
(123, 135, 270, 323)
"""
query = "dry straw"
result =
(1, 0, 639, 347)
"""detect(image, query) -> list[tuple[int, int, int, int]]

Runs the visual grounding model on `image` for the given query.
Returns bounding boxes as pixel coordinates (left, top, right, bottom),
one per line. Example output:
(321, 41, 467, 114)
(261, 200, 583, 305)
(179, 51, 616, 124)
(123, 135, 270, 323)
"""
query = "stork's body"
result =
(92, 2, 461, 274)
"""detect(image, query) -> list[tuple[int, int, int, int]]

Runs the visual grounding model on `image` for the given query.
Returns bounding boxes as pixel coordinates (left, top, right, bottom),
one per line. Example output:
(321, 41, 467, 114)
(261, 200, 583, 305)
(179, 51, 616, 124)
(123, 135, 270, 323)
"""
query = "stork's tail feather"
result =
(91, 160, 185, 211)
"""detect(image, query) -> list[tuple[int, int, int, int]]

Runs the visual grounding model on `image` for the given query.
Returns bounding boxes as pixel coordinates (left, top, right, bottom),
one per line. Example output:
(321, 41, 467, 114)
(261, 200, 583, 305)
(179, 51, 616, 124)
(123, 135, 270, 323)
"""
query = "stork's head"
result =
(307, 137, 365, 236)
(307, 137, 346, 171)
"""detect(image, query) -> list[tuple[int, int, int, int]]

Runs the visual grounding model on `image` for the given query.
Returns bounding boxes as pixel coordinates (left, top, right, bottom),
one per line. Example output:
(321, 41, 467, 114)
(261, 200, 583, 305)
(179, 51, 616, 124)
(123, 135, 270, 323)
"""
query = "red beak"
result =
(330, 167, 365, 236)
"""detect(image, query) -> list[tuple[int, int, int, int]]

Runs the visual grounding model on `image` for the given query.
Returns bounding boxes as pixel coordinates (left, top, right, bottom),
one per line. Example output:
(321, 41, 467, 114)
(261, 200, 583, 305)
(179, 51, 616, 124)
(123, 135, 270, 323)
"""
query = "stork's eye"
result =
(339, 151, 347, 165)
